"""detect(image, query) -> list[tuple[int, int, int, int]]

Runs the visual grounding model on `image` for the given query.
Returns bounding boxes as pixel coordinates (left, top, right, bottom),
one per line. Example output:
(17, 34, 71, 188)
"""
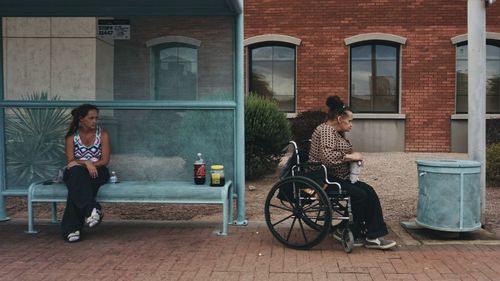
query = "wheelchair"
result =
(264, 141, 355, 253)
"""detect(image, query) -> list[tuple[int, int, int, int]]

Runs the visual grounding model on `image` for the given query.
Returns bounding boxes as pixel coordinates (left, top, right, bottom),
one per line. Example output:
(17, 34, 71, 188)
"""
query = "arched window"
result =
(349, 41, 400, 113)
(245, 35, 300, 113)
(248, 43, 295, 112)
(147, 36, 200, 100)
(455, 39, 500, 114)
(345, 33, 406, 113)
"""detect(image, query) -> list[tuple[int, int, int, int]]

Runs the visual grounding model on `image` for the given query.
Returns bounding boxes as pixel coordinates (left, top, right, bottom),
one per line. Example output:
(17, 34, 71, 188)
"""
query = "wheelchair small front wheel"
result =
(264, 176, 332, 250)
(341, 227, 354, 253)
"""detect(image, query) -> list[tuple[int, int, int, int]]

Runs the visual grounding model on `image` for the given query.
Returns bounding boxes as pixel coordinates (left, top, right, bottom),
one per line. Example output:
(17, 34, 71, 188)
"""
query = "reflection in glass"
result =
(155, 44, 198, 100)
(250, 45, 295, 112)
(350, 43, 398, 113)
(97, 109, 234, 182)
(3, 16, 235, 102)
(456, 43, 500, 113)
(5, 94, 71, 187)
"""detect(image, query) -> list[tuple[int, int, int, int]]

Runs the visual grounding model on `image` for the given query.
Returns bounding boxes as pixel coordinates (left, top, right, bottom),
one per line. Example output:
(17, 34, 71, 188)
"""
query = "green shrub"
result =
(5, 92, 70, 186)
(487, 143, 500, 186)
(245, 94, 291, 179)
(291, 110, 327, 152)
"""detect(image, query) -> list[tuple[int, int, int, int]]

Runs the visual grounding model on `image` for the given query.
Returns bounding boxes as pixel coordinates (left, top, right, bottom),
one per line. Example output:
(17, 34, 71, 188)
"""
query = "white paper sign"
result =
(98, 19, 130, 40)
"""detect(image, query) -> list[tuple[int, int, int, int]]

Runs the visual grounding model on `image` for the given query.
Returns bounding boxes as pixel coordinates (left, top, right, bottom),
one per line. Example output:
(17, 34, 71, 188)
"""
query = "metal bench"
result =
(26, 180, 233, 235)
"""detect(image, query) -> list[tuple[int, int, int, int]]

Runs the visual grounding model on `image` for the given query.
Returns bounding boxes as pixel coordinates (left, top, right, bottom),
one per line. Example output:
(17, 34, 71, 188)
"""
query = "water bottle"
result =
(194, 153, 206, 185)
(110, 171, 118, 184)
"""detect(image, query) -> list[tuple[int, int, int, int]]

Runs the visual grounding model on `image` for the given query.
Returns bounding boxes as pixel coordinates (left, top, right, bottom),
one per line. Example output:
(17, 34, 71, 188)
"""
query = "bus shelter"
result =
(0, 0, 246, 225)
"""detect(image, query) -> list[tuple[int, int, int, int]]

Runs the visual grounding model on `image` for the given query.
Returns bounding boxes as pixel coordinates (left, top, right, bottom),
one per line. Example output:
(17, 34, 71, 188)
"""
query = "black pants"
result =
(61, 165, 109, 238)
(328, 177, 388, 239)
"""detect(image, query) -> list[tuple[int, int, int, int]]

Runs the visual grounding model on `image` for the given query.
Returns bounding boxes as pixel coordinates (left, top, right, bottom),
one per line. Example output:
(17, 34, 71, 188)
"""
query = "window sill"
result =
(451, 114, 500, 120)
(287, 113, 406, 119)
(352, 113, 406, 119)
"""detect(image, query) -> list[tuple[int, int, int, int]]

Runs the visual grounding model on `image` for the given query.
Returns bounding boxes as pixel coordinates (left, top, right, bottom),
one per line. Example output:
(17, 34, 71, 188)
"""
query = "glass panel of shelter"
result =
(2, 16, 236, 190)
(3, 108, 235, 189)
(2, 16, 235, 102)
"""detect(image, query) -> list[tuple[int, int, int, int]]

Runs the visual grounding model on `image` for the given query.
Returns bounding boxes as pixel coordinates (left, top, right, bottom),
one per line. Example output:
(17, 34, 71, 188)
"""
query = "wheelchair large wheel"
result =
(264, 176, 332, 250)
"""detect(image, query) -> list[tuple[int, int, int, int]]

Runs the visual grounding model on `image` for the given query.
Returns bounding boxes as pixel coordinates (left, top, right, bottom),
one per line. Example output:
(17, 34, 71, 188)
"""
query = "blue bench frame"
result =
(27, 180, 233, 235)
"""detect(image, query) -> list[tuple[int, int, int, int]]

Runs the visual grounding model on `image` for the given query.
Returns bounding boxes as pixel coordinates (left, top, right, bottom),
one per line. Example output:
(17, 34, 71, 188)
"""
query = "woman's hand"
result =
(67, 160, 79, 169)
(85, 161, 98, 178)
(344, 152, 363, 161)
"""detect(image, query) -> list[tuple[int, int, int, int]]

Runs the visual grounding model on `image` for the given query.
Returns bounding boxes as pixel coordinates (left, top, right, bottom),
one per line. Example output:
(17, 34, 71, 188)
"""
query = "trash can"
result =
(415, 160, 481, 232)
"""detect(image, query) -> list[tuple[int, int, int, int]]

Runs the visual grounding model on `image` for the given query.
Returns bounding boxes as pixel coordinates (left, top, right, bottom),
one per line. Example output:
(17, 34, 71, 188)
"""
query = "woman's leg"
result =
(61, 198, 84, 239)
(85, 166, 109, 216)
(61, 166, 91, 238)
(327, 177, 368, 239)
(355, 181, 389, 239)
(61, 165, 109, 238)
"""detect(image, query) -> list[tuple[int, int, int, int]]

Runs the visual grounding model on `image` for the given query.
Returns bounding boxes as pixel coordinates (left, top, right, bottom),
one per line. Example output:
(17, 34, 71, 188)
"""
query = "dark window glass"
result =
(154, 43, 198, 100)
(249, 44, 295, 112)
(456, 40, 500, 113)
(350, 42, 399, 113)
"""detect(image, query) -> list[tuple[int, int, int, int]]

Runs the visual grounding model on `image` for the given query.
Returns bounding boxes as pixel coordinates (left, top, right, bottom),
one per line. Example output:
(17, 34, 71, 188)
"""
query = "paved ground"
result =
(1, 219, 500, 281)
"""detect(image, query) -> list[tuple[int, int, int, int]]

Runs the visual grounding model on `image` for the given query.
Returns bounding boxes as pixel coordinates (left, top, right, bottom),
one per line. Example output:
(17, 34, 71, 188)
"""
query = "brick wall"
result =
(245, 0, 500, 152)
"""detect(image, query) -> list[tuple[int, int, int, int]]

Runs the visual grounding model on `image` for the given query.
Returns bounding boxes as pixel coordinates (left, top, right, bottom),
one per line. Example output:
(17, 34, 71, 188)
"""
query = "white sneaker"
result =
(365, 237, 396, 250)
(86, 208, 103, 228)
(67, 230, 80, 242)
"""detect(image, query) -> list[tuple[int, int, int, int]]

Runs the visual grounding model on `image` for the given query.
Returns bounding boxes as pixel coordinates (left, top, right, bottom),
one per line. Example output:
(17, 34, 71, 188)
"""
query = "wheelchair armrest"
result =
(292, 162, 343, 193)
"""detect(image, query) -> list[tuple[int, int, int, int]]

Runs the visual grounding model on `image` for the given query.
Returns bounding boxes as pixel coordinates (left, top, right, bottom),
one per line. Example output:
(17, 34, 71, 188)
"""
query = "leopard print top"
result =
(308, 123, 352, 180)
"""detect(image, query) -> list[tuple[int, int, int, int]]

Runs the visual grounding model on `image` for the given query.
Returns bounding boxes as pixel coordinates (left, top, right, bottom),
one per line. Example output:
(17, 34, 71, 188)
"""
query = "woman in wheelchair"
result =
(308, 95, 396, 250)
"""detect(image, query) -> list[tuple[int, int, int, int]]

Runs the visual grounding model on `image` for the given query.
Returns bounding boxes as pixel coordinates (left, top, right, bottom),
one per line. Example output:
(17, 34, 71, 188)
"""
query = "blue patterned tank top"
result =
(74, 127, 102, 163)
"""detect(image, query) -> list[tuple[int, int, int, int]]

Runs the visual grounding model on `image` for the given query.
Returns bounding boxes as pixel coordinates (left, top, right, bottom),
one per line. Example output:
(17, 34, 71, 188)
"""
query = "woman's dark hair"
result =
(65, 104, 99, 138)
(326, 95, 351, 120)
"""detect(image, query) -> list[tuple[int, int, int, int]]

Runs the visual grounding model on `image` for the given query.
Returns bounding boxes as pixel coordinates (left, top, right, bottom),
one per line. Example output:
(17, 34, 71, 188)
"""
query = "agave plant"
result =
(5, 92, 71, 186)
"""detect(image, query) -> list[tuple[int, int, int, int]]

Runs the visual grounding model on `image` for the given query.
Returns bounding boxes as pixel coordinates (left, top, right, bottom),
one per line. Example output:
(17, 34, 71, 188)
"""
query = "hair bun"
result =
(326, 95, 344, 111)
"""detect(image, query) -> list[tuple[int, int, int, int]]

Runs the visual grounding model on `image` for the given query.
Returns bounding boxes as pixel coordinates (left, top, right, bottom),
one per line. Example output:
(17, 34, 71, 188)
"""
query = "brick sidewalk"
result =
(1, 220, 499, 281)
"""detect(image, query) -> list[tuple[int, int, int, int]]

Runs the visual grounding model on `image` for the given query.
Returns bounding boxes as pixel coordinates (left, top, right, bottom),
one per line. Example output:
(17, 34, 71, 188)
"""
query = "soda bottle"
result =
(194, 153, 206, 185)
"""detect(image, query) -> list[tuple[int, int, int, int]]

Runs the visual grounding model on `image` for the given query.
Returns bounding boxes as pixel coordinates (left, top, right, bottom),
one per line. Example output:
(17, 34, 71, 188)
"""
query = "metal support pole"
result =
(467, 0, 487, 224)
(234, 1, 247, 225)
(0, 17, 9, 222)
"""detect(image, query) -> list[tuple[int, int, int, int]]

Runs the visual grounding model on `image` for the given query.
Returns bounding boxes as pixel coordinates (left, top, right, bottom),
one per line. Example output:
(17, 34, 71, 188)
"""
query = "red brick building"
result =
(243, 1, 500, 152)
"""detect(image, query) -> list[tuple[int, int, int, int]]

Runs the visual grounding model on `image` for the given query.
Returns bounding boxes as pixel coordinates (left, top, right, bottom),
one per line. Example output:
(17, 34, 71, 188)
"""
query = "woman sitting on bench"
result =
(62, 104, 110, 243)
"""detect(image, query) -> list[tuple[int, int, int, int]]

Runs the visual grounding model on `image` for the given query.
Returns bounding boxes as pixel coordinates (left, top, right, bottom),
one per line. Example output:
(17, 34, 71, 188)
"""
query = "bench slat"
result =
(31, 181, 228, 202)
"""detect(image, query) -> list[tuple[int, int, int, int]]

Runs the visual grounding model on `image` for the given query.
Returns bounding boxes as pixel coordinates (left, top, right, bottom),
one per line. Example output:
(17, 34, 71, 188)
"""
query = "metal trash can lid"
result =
(415, 159, 481, 168)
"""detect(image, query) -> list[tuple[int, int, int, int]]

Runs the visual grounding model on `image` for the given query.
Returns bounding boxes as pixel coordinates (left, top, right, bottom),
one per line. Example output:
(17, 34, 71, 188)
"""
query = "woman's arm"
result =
(343, 152, 363, 161)
(317, 127, 346, 166)
(65, 135, 76, 165)
(92, 128, 110, 167)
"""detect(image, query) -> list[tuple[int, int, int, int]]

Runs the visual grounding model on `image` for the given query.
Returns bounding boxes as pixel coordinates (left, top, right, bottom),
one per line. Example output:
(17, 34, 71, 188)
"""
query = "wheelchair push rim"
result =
(264, 176, 332, 250)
